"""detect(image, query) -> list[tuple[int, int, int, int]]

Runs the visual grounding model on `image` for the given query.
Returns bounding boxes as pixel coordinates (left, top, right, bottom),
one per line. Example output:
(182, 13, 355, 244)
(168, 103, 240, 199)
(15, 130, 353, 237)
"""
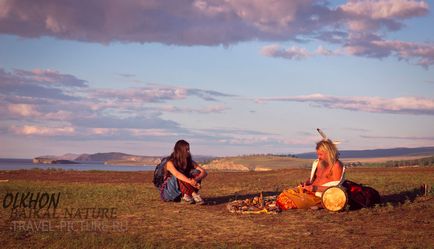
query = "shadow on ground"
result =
(205, 188, 432, 208)
(205, 191, 280, 205)
(381, 187, 428, 206)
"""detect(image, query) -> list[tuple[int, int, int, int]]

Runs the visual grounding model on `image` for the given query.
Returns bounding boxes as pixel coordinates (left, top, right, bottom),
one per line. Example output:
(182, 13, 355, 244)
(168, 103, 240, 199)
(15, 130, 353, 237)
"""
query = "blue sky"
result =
(1, 0, 434, 158)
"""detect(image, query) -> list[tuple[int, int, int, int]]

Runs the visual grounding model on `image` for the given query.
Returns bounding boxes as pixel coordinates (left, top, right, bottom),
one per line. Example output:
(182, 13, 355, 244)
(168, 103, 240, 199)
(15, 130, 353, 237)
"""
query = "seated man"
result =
(276, 139, 344, 210)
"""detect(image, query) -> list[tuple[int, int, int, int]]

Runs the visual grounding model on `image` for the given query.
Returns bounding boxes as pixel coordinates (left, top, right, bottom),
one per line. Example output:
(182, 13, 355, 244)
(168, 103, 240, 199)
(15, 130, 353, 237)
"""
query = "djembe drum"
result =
(321, 186, 348, 212)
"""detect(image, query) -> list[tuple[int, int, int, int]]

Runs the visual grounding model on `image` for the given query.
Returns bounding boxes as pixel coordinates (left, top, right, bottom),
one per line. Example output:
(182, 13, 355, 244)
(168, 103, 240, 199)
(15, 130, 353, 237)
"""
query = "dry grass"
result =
(0, 167, 433, 248)
(341, 155, 434, 163)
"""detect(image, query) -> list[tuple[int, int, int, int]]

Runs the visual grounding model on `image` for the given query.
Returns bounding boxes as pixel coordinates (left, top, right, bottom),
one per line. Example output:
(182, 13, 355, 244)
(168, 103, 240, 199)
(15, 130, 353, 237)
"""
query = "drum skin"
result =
(321, 186, 348, 212)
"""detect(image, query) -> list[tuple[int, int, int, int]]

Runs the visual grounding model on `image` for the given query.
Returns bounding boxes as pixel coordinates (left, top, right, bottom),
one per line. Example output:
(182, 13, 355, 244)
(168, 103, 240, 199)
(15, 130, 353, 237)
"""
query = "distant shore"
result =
(104, 160, 159, 166)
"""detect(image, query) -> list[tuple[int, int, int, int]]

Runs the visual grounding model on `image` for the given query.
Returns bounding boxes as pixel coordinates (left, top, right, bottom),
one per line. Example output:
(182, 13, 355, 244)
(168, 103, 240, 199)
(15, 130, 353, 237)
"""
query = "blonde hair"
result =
(316, 139, 339, 177)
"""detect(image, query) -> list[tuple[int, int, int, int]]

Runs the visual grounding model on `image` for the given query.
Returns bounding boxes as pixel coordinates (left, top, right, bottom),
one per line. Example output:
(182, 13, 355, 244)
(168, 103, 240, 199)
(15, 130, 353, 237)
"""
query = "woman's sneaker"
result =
(192, 193, 205, 205)
(181, 195, 194, 204)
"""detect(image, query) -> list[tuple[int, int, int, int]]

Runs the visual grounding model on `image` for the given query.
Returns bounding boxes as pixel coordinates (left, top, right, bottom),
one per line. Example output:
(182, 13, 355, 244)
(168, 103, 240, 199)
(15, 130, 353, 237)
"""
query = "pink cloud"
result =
(371, 40, 434, 67)
(11, 68, 87, 87)
(0, 0, 335, 45)
(89, 128, 118, 136)
(1, 66, 237, 143)
(256, 94, 434, 115)
(338, 0, 428, 33)
(89, 85, 232, 105)
(0, 0, 427, 44)
(160, 104, 228, 114)
(128, 128, 176, 137)
(11, 125, 75, 136)
(7, 104, 39, 117)
(1, 0, 432, 66)
(342, 35, 434, 67)
(0, 68, 87, 101)
(340, 0, 428, 20)
(90, 87, 188, 103)
(262, 36, 434, 67)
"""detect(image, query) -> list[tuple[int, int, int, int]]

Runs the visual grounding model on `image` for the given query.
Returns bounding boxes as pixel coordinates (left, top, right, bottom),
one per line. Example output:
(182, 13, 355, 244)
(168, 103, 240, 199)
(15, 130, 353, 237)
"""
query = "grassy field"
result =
(0, 167, 433, 249)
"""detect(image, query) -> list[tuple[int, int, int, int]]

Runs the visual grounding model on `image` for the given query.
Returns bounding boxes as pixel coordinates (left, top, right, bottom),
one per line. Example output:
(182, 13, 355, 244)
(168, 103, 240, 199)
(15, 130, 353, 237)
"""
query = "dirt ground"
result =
(0, 168, 433, 248)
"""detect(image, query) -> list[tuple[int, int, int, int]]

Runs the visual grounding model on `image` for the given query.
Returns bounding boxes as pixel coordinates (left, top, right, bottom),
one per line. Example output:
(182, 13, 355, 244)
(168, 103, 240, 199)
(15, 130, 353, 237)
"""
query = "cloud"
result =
(187, 127, 316, 149)
(1, 0, 432, 66)
(360, 135, 434, 141)
(89, 86, 188, 104)
(7, 124, 181, 141)
(1, 67, 234, 119)
(7, 104, 39, 117)
(160, 104, 229, 114)
(0, 0, 311, 45)
(89, 85, 233, 105)
(10, 125, 75, 136)
(258, 0, 433, 67)
(0, 0, 355, 45)
(0, 68, 87, 87)
(1, 67, 236, 143)
(256, 93, 434, 115)
(369, 40, 434, 68)
(187, 88, 235, 101)
(197, 127, 274, 136)
(261, 44, 311, 60)
(340, 34, 434, 67)
(0, 68, 87, 100)
(84, 127, 179, 138)
(262, 36, 434, 67)
(339, 0, 428, 32)
(261, 44, 340, 60)
(71, 115, 181, 130)
(340, 0, 428, 19)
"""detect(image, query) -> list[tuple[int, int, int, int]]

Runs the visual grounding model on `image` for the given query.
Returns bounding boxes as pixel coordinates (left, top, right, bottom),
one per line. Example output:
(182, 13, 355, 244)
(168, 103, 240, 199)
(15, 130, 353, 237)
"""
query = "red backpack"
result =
(342, 180, 381, 209)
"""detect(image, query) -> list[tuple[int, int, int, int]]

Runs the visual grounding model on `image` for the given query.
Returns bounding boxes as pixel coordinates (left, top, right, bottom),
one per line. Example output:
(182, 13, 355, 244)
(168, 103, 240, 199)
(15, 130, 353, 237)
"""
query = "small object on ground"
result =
(227, 194, 281, 214)
(421, 183, 431, 196)
(0, 179, 9, 183)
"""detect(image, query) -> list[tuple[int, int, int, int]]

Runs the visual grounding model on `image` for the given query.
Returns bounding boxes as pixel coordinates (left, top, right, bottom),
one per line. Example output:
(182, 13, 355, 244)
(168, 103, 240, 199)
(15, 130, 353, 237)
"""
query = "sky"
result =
(1, 0, 434, 158)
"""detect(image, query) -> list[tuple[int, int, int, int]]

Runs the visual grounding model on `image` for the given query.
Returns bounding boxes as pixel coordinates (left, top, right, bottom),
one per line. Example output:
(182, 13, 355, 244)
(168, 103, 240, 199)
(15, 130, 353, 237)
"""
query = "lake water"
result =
(0, 158, 155, 172)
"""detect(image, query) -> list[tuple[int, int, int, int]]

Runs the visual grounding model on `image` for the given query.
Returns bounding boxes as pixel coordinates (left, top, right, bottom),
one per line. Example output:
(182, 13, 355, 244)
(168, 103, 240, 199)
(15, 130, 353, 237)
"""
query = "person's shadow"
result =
(380, 187, 428, 206)
(205, 187, 430, 207)
(205, 191, 280, 205)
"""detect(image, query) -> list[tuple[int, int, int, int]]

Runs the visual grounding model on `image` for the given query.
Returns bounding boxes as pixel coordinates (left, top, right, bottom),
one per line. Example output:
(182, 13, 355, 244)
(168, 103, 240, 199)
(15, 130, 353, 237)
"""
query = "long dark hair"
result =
(169, 140, 193, 173)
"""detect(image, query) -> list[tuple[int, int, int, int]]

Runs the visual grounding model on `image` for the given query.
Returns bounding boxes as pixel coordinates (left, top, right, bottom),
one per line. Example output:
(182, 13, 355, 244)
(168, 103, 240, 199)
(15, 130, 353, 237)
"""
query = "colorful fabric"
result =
(160, 175, 182, 201)
(276, 187, 321, 210)
(160, 169, 200, 201)
(178, 178, 199, 196)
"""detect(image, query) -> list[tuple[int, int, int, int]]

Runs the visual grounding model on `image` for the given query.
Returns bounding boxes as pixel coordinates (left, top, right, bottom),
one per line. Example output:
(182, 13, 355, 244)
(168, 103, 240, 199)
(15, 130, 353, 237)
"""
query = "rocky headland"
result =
(202, 159, 250, 171)
(32, 152, 161, 166)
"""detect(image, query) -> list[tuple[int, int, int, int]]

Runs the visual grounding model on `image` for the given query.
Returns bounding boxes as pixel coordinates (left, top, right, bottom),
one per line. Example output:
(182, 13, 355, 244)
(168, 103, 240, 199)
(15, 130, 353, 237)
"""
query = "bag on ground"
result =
(342, 180, 381, 209)
(152, 157, 169, 188)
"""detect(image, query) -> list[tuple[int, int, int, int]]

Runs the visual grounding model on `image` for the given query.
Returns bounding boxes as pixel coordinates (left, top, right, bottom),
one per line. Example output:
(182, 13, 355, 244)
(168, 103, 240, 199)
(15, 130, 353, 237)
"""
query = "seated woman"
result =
(276, 139, 344, 210)
(160, 140, 208, 205)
